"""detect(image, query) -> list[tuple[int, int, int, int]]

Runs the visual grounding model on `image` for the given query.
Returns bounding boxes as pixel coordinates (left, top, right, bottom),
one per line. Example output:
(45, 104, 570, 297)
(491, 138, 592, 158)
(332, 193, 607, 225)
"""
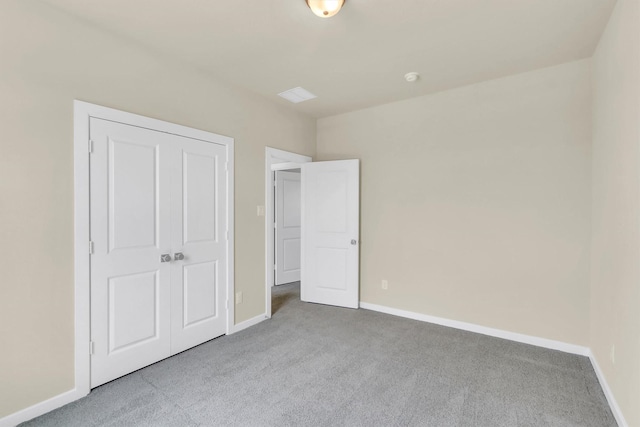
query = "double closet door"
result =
(89, 118, 228, 388)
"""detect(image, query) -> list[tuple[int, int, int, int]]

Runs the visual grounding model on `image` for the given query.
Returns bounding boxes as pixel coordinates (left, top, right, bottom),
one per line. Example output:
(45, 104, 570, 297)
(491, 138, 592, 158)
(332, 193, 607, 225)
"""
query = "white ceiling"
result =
(41, 0, 616, 118)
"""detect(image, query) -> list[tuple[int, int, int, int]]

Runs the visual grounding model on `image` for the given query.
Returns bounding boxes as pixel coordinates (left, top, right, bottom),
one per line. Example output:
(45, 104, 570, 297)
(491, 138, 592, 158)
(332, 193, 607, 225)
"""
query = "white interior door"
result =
(275, 170, 301, 285)
(170, 135, 227, 354)
(301, 160, 360, 308)
(89, 118, 172, 387)
(90, 117, 227, 387)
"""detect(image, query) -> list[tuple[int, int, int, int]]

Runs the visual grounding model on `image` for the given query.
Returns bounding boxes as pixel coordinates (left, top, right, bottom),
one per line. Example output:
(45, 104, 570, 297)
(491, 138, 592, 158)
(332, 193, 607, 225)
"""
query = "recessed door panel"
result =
(315, 171, 347, 233)
(316, 248, 348, 290)
(109, 271, 158, 353)
(183, 152, 217, 244)
(108, 139, 158, 252)
(283, 178, 301, 228)
(183, 261, 218, 327)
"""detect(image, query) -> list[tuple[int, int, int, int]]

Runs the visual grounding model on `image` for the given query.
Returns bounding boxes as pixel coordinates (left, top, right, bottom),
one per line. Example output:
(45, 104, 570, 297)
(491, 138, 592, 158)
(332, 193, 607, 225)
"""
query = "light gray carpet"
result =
(23, 282, 616, 426)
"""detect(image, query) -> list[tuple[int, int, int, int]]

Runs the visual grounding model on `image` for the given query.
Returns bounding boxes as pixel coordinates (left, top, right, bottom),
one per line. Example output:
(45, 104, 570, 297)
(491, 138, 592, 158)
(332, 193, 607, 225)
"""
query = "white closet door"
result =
(275, 170, 301, 285)
(89, 118, 172, 387)
(90, 118, 228, 387)
(170, 136, 227, 354)
(301, 160, 360, 308)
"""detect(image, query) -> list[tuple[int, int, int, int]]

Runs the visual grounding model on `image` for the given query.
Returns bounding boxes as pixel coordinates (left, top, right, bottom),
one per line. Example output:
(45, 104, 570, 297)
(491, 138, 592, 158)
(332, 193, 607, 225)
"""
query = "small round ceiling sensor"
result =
(404, 72, 420, 82)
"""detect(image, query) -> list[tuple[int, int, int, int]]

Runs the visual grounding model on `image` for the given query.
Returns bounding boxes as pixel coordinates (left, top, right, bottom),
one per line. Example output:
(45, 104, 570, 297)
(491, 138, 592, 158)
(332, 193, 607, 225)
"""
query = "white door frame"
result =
(74, 101, 235, 396)
(265, 147, 312, 317)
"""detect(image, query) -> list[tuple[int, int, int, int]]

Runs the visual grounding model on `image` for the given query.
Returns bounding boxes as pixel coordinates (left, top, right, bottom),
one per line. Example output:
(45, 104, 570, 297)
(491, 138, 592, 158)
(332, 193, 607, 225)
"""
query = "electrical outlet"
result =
(381, 279, 388, 290)
(236, 291, 243, 305)
(257, 205, 265, 217)
(610, 345, 615, 364)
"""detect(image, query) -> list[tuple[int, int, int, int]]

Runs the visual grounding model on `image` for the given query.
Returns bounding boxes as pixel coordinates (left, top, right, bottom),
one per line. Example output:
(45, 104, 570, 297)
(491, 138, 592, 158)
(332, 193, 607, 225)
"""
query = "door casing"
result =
(74, 101, 235, 396)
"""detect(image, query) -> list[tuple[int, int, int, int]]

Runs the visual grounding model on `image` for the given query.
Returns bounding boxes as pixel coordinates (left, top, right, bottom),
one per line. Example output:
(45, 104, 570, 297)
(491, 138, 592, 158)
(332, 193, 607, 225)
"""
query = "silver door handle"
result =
(351, 239, 357, 245)
(160, 254, 172, 263)
(174, 252, 185, 261)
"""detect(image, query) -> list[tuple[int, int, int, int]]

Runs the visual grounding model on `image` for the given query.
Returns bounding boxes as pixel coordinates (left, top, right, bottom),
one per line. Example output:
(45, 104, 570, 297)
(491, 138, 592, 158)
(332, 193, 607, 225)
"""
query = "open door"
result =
(301, 159, 359, 308)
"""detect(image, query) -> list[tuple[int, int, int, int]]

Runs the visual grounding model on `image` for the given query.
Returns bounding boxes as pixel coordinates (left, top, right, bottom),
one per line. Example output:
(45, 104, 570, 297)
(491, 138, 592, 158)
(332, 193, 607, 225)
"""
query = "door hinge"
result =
(273, 223, 276, 229)
(88, 139, 94, 153)
(89, 341, 95, 355)
(226, 230, 229, 240)
(273, 264, 277, 271)
(89, 240, 94, 254)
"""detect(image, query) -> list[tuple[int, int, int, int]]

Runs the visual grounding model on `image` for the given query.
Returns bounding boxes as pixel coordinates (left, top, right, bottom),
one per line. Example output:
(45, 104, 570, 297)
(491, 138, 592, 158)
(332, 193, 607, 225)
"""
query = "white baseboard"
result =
(0, 387, 87, 427)
(228, 313, 268, 334)
(2, 306, 627, 427)
(2, 314, 267, 425)
(360, 302, 590, 356)
(360, 301, 631, 425)
(587, 350, 628, 427)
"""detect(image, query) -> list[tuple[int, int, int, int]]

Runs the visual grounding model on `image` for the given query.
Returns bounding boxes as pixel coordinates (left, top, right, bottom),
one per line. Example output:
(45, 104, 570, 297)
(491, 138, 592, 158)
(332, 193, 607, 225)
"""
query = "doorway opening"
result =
(264, 148, 312, 318)
(265, 148, 361, 317)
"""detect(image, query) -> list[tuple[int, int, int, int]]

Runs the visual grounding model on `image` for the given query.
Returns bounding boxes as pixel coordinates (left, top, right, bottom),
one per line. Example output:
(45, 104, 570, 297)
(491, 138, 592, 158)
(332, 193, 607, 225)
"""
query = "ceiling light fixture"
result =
(306, 0, 346, 18)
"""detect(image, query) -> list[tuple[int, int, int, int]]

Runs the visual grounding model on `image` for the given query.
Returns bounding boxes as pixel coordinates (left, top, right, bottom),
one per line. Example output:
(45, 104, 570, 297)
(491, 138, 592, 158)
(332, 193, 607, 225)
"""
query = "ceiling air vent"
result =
(278, 87, 317, 104)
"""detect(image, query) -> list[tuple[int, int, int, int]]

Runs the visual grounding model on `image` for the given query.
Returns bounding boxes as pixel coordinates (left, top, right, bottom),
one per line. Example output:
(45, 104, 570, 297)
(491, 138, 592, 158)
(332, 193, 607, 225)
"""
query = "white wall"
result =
(591, 0, 640, 425)
(317, 60, 592, 346)
(0, 0, 315, 418)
